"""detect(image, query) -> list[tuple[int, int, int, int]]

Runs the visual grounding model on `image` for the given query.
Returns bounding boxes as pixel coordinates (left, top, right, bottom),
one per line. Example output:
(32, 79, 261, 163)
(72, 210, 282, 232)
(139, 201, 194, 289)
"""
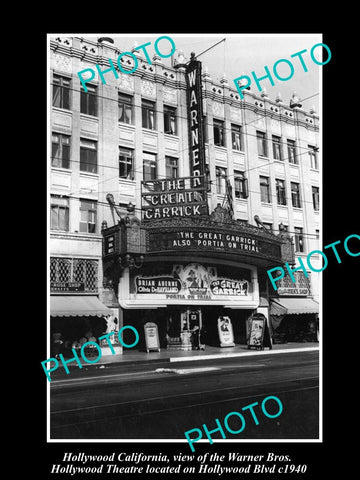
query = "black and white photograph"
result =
(40, 29, 356, 478)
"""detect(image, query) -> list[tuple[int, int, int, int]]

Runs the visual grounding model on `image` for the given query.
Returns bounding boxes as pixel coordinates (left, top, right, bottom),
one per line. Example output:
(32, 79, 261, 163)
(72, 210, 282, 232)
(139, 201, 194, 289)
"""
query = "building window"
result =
(257, 131, 267, 157)
(143, 152, 157, 181)
(52, 75, 70, 110)
(294, 227, 304, 252)
(260, 175, 271, 203)
(50, 257, 71, 287)
(50, 257, 98, 293)
(80, 199, 97, 233)
(118, 93, 133, 124)
(231, 124, 242, 151)
(119, 147, 134, 180)
(312, 186, 320, 211)
(142, 100, 156, 130)
(73, 258, 98, 291)
(309, 145, 318, 169)
(216, 166, 227, 194)
(166, 156, 178, 178)
(80, 139, 97, 174)
(52, 133, 70, 169)
(50, 195, 69, 231)
(291, 182, 301, 208)
(214, 120, 225, 147)
(272, 135, 282, 160)
(234, 170, 248, 199)
(287, 139, 297, 164)
(80, 85, 97, 116)
(276, 178, 287, 205)
(164, 106, 176, 135)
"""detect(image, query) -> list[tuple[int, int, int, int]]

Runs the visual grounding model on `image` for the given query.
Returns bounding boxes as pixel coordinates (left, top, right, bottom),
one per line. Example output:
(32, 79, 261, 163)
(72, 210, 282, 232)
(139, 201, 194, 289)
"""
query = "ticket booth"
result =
(166, 308, 203, 350)
(182, 309, 203, 350)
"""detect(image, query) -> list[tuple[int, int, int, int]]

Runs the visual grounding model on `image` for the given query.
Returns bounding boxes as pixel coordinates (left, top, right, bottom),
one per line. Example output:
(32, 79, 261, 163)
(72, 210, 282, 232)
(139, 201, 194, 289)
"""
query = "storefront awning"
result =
(270, 298, 319, 315)
(50, 295, 112, 317)
(259, 296, 269, 307)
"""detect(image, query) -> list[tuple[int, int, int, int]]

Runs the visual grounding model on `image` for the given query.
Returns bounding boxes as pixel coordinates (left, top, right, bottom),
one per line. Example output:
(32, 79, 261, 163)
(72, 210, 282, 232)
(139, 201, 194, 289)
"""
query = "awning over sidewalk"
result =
(50, 295, 112, 317)
(270, 298, 319, 316)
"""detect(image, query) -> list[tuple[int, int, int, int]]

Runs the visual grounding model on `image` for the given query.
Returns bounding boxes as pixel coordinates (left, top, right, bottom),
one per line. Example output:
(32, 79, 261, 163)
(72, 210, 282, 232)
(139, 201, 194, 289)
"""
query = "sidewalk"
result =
(48, 342, 320, 379)
(93, 341, 320, 368)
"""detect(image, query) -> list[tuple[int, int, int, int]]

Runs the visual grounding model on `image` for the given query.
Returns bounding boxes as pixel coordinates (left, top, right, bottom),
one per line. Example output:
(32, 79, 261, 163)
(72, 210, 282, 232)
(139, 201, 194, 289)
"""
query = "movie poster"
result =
(39, 28, 355, 479)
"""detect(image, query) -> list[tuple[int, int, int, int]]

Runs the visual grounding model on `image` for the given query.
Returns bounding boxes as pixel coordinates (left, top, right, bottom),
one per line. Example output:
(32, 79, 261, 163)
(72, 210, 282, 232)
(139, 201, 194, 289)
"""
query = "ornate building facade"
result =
(49, 36, 320, 355)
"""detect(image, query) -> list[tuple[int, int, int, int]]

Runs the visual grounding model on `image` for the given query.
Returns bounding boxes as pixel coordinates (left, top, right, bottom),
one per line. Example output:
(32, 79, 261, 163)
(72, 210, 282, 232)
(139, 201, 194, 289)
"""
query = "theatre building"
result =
(49, 36, 320, 356)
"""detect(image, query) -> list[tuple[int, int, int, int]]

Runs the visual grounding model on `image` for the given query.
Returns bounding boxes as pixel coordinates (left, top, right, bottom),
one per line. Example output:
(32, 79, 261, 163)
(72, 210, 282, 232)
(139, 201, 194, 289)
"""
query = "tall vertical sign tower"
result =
(185, 55, 208, 213)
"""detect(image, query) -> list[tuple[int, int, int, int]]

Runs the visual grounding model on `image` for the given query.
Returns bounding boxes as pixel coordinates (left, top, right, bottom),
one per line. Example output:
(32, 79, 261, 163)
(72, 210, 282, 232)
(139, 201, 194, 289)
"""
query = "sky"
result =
(94, 33, 323, 113)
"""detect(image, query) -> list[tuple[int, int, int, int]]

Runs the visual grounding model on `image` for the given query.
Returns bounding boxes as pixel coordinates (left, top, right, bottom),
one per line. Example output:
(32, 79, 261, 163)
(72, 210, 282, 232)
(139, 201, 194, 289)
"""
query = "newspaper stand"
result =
(144, 322, 160, 353)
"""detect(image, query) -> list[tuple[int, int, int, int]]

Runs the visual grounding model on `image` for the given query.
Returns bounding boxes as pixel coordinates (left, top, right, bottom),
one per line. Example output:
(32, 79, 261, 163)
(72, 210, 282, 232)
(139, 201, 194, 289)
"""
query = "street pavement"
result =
(49, 346, 320, 441)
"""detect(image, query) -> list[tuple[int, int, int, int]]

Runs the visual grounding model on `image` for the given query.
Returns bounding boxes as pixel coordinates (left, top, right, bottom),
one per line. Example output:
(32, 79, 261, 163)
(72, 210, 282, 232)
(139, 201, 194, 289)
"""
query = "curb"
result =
(52, 345, 319, 374)
(95, 345, 319, 368)
(168, 346, 319, 363)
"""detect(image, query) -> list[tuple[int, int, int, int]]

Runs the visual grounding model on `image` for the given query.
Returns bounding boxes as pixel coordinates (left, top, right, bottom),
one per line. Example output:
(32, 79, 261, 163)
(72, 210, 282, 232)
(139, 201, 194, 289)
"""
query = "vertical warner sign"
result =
(140, 57, 209, 222)
(186, 58, 208, 204)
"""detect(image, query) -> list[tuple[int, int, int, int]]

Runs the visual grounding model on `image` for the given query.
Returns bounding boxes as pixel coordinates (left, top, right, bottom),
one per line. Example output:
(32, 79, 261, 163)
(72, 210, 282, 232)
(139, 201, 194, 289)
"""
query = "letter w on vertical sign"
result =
(185, 58, 209, 216)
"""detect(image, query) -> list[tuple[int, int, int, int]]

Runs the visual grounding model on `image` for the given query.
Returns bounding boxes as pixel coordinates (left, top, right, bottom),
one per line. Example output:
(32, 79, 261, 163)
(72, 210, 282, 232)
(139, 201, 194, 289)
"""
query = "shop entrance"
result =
(122, 307, 204, 351)
(122, 305, 254, 352)
(167, 307, 203, 350)
(166, 306, 253, 349)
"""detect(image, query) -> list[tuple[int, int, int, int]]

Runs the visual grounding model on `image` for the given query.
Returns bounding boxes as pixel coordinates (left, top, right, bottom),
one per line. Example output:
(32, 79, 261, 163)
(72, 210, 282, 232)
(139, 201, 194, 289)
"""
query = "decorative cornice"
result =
(50, 232, 102, 242)
(50, 38, 319, 121)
